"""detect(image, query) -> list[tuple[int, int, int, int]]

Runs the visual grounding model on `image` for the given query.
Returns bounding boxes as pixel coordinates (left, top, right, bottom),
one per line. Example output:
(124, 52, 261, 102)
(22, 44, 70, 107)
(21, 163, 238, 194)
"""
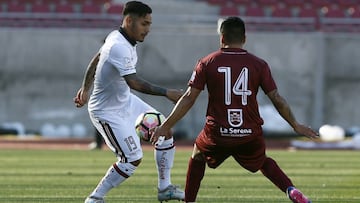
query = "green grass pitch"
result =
(0, 148, 360, 202)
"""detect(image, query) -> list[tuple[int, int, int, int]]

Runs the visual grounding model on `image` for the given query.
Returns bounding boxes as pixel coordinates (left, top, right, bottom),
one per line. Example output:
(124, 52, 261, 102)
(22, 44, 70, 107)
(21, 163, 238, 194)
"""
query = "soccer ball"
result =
(135, 111, 166, 142)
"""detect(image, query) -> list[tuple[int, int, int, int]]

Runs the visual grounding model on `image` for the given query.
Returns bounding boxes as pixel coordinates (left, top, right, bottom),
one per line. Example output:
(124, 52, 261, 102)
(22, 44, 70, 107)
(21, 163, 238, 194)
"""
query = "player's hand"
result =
(150, 126, 171, 146)
(293, 123, 319, 140)
(73, 88, 89, 108)
(166, 89, 183, 103)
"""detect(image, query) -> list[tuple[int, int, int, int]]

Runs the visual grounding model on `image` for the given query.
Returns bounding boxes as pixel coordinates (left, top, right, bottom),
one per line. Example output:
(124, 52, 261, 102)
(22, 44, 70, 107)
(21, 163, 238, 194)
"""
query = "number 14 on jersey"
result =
(218, 66, 252, 106)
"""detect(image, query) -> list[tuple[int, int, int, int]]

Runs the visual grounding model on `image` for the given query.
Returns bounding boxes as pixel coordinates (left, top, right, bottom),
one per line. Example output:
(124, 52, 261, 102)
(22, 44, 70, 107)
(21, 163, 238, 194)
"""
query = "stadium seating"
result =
(54, 3, 74, 13)
(219, 4, 239, 16)
(311, 0, 333, 8)
(321, 5, 360, 32)
(0, 0, 359, 32)
(349, 7, 360, 18)
(45, 0, 63, 5)
(105, 3, 123, 14)
(333, 0, 359, 9)
(92, 0, 110, 5)
(203, 0, 360, 32)
(271, 5, 293, 18)
(206, 0, 225, 5)
(298, 6, 319, 18)
(0, 0, 121, 28)
(81, 4, 102, 14)
(283, 0, 303, 7)
(323, 7, 346, 18)
(31, 3, 51, 13)
(257, 0, 278, 7)
(7, 2, 27, 12)
(244, 6, 265, 17)
(232, 0, 251, 6)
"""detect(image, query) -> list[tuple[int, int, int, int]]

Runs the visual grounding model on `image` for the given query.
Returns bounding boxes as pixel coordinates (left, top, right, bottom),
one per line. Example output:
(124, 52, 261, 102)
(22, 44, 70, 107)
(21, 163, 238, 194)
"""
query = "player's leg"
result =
(154, 137, 185, 202)
(261, 157, 312, 203)
(95, 129, 103, 148)
(86, 160, 140, 202)
(233, 136, 311, 203)
(184, 130, 229, 203)
(261, 157, 293, 192)
(154, 138, 179, 192)
(88, 128, 102, 150)
(129, 94, 184, 201)
(184, 143, 206, 203)
(85, 113, 143, 202)
(234, 136, 293, 189)
(232, 137, 289, 187)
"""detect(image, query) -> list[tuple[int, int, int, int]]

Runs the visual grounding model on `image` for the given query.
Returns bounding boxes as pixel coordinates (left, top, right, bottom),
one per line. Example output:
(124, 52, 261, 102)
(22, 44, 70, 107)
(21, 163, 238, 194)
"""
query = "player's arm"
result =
(267, 89, 319, 139)
(124, 73, 182, 103)
(151, 86, 201, 144)
(74, 52, 100, 107)
(81, 52, 100, 91)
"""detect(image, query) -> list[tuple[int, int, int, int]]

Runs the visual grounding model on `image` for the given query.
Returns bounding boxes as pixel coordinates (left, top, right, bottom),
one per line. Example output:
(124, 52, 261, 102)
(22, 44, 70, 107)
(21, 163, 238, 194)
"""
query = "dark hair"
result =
(220, 17, 245, 44)
(122, 1, 152, 17)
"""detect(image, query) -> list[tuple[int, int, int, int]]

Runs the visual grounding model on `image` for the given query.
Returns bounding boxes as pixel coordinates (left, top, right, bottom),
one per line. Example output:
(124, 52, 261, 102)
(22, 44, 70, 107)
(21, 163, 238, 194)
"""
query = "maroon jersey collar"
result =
(221, 48, 247, 54)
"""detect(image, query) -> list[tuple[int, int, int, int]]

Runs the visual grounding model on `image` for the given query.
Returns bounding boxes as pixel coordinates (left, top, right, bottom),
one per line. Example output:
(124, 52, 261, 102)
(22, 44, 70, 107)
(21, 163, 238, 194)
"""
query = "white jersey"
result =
(88, 30, 138, 113)
(85, 30, 175, 171)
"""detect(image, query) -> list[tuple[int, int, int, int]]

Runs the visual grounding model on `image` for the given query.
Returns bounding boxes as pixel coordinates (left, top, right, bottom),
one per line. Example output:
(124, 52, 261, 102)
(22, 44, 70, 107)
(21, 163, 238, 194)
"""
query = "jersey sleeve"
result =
(108, 43, 136, 76)
(260, 62, 277, 94)
(188, 60, 206, 90)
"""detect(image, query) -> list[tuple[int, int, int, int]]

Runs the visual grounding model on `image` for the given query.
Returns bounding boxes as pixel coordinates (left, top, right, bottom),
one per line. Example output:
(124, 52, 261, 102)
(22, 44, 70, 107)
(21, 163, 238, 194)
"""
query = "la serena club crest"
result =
(220, 109, 252, 137)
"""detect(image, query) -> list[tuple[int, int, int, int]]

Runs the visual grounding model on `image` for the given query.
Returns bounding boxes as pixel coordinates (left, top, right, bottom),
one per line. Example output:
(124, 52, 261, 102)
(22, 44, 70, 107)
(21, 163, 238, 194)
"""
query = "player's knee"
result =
(113, 161, 138, 182)
(191, 144, 203, 160)
(192, 153, 204, 162)
(243, 164, 261, 173)
(130, 158, 142, 167)
(207, 163, 218, 169)
(248, 168, 259, 173)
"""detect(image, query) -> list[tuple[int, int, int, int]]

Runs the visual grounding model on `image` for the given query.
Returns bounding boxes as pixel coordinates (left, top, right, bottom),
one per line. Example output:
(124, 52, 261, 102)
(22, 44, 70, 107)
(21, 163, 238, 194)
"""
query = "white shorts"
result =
(89, 94, 155, 163)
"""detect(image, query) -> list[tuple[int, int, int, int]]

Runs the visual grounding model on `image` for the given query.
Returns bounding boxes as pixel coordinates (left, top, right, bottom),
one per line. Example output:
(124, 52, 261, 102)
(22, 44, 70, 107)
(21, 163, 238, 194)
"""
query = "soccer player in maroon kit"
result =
(151, 17, 318, 203)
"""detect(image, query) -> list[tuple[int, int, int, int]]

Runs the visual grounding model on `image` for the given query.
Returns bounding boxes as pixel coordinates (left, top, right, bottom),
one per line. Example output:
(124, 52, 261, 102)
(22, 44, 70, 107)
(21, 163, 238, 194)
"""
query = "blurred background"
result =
(1, 0, 360, 142)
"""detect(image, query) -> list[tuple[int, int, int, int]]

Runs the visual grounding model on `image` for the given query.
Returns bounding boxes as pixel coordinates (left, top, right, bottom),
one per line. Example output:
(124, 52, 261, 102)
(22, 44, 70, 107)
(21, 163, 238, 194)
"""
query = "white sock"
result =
(90, 162, 137, 198)
(154, 137, 175, 191)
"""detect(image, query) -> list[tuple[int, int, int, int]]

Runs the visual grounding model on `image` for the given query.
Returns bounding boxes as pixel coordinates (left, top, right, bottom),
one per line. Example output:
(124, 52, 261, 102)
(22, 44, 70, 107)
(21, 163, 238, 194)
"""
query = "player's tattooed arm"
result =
(82, 52, 100, 91)
(125, 74, 183, 103)
(74, 52, 100, 107)
(267, 89, 319, 139)
(125, 73, 167, 95)
(267, 89, 297, 128)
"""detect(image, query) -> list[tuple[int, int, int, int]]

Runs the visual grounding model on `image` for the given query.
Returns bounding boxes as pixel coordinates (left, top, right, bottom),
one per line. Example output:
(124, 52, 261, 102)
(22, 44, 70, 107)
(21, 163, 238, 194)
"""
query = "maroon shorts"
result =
(195, 129, 266, 173)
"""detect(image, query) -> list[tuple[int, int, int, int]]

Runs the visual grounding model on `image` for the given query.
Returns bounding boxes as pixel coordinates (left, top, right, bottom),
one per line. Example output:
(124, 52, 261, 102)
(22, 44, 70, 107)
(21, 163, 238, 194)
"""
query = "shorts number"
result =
(124, 136, 138, 151)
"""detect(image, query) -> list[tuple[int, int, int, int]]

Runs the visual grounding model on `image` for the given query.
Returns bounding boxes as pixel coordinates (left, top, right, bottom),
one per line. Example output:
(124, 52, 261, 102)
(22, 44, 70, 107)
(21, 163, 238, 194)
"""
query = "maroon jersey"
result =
(189, 48, 277, 144)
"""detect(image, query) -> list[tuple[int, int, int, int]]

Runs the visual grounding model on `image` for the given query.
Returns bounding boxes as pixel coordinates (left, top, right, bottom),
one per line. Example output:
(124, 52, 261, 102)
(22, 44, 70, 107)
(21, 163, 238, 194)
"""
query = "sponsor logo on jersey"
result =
(220, 127, 252, 137)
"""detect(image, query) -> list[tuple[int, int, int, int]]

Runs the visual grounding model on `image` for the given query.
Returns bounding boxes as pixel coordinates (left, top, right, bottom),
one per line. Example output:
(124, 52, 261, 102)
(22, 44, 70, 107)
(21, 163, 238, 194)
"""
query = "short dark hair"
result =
(220, 17, 245, 44)
(122, 1, 152, 17)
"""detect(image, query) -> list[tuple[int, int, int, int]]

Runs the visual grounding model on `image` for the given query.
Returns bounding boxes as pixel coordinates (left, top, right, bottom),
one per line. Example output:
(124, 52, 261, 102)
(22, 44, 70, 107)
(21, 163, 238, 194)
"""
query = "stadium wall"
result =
(0, 28, 359, 138)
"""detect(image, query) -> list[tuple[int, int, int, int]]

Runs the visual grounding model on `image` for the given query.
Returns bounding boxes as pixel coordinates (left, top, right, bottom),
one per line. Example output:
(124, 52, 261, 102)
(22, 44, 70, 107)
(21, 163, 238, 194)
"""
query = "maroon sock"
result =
(260, 157, 293, 192)
(185, 157, 206, 202)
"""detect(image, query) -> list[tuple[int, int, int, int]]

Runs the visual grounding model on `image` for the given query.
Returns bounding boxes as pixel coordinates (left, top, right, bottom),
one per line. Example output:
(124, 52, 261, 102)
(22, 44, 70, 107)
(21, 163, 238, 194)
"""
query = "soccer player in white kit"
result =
(74, 1, 185, 202)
